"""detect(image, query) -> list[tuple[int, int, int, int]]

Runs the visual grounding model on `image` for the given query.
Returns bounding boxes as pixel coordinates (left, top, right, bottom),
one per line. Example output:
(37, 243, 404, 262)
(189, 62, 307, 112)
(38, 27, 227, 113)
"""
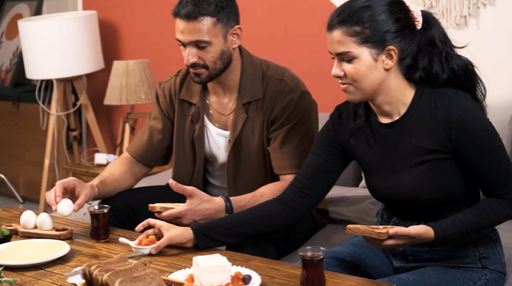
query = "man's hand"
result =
(364, 225, 435, 248)
(155, 179, 225, 225)
(135, 218, 196, 254)
(45, 178, 98, 212)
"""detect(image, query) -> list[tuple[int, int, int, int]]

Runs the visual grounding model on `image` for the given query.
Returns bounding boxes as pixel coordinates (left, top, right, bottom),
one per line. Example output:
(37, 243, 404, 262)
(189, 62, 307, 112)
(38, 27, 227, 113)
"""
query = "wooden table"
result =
(0, 207, 392, 286)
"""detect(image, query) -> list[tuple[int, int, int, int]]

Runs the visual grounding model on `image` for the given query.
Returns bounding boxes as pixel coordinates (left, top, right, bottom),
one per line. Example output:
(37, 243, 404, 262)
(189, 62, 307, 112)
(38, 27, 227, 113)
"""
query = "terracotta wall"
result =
(83, 0, 345, 153)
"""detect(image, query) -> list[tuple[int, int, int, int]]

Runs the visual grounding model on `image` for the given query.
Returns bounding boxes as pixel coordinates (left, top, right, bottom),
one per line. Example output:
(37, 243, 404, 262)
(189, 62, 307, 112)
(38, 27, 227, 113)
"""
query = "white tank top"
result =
(204, 115, 230, 197)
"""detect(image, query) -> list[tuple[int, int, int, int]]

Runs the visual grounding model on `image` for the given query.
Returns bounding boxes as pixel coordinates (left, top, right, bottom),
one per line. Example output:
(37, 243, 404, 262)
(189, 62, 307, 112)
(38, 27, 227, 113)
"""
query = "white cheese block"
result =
(192, 254, 232, 286)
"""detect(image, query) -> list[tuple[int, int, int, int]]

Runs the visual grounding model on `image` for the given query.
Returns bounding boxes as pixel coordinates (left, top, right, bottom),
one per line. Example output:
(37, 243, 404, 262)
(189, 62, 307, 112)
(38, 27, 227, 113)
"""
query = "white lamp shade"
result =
(18, 11, 104, 80)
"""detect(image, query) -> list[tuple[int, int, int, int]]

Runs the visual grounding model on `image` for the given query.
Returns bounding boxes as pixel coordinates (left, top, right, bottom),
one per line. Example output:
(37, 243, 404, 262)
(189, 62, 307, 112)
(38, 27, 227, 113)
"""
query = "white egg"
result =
(57, 198, 74, 217)
(20, 210, 37, 229)
(36, 212, 53, 231)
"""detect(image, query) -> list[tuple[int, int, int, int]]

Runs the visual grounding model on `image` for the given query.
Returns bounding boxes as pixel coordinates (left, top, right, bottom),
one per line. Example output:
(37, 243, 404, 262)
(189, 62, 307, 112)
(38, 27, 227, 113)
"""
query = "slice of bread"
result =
(148, 203, 184, 213)
(82, 254, 127, 285)
(80, 257, 172, 286)
(103, 259, 151, 286)
(346, 225, 404, 240)
(91, 260, 133, 286)
(113, 269, 167, 286)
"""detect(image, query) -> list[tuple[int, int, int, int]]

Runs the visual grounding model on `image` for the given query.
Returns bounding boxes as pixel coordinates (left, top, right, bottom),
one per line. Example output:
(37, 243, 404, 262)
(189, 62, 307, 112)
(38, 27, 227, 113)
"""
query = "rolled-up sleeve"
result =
(267, 81, 318, 175)
(126, 80, 175, 167)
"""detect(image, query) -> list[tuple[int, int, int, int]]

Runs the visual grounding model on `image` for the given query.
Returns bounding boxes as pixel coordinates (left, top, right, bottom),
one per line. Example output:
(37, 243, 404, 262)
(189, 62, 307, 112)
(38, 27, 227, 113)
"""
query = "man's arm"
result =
(90, 152, 152, 199)
(46, 152, 152, 211)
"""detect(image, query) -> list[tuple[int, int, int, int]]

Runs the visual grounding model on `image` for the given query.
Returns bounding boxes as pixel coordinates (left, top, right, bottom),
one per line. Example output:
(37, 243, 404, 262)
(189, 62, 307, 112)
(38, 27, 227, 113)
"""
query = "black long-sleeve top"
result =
(191, 85, 512, 246)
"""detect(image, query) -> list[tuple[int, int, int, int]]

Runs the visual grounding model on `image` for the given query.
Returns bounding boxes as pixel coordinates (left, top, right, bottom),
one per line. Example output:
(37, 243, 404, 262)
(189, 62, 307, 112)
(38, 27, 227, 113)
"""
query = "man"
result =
(46, 0, 324, 259)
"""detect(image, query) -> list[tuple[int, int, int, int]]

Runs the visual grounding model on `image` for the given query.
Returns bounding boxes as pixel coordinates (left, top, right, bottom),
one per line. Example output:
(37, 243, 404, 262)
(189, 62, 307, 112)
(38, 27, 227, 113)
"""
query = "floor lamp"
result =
(18, 11, 107, 212)
(103, 60, 156, 155)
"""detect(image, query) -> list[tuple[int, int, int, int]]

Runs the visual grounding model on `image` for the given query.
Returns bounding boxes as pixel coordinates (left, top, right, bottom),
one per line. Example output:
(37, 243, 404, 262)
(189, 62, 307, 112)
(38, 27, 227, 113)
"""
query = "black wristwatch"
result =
(219, 196, 234, 216)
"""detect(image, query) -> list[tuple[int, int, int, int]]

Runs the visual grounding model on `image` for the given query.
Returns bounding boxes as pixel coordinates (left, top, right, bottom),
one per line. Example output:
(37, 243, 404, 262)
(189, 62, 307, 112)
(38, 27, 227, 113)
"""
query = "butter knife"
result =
(126, 252, 150, 258)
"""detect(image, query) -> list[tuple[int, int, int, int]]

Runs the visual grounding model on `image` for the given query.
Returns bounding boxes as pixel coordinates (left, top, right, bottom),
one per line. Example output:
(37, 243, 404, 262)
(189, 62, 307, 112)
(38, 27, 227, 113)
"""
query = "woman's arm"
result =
(428, 93, 512, 241)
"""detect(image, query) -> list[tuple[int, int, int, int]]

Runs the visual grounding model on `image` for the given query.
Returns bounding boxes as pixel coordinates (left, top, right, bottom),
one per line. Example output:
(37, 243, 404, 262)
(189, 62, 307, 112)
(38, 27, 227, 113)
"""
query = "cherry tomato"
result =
(234, 271, 243, 280)
(134, 237, 144, 246)
(148, 235, 157, 245)
(185, 274, 195, 283)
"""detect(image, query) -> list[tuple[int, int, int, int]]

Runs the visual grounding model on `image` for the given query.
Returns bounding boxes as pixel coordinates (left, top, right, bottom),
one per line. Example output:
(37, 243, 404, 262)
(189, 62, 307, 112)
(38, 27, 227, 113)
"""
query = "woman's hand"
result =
(364, 225, 435, 248)
(135, 219, 196, 254)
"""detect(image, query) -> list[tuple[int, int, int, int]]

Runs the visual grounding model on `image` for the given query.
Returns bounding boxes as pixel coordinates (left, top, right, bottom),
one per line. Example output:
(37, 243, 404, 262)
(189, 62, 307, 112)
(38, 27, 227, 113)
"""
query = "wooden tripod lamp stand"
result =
(18, 11, 107, 212)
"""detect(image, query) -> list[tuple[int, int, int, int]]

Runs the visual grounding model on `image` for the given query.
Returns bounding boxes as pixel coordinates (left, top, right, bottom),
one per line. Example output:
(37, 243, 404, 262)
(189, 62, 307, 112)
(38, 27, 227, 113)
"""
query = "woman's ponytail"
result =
(405, 11, 486, 114)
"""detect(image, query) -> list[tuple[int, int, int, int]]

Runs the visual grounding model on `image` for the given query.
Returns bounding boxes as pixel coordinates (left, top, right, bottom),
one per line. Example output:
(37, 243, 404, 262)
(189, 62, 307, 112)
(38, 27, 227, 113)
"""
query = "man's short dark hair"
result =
(172, 0, 240, 37)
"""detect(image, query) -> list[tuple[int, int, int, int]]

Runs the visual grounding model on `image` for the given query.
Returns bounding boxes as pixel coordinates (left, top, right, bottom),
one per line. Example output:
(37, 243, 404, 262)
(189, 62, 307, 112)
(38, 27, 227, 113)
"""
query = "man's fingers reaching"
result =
(46, 187, 57, 211)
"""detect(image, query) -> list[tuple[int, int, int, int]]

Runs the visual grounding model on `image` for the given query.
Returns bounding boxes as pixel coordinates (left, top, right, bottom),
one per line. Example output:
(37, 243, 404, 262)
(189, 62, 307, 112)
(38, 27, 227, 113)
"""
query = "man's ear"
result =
(227, 25, 242, 49)
(381, 46, 398, 70)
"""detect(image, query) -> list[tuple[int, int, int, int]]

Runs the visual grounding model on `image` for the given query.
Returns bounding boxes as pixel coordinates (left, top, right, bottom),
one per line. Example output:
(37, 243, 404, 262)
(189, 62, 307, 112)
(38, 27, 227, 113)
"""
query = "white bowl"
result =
(118, 237, 153, 255)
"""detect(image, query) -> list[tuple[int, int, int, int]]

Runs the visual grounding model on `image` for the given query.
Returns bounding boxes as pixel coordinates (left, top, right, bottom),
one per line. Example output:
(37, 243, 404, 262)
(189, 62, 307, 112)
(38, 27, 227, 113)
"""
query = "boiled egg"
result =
(57, 198, 74, 217)
(20, 210, 37, 229)
(36, 212, 53, 230)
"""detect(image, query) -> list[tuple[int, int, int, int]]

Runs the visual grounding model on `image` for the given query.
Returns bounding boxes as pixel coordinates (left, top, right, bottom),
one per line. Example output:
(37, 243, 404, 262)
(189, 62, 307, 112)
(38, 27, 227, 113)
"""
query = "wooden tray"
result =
(2, 223, 73, 240)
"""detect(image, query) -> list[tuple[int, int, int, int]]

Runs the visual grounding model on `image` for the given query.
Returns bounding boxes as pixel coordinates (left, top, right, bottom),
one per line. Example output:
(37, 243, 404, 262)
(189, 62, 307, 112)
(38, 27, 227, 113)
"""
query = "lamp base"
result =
(39, 76, 107, 212)
(115, 110, 148, 156)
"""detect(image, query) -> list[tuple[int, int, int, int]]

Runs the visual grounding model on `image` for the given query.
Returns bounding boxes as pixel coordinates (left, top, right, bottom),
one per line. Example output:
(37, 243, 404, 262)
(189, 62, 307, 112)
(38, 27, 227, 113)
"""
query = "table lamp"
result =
(103, 60, 156, 155)
(18, 11, 107, 212)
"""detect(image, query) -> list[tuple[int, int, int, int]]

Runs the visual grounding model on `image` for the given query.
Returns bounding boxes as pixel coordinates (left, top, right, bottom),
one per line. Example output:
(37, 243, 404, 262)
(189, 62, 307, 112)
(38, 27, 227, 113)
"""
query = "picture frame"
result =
(0, 0, 42, 90)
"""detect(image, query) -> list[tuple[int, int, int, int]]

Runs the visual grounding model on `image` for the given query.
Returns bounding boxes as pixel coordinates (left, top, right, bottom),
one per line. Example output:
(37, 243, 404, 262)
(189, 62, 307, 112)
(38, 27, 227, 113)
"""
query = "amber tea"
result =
(88, 204, 110, 242)
(299, 246, 326, 286)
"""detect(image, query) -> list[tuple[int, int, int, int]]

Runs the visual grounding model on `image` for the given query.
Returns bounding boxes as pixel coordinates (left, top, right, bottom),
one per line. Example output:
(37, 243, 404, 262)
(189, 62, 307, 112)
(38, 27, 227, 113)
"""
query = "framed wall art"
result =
(0, 0, 42, 90)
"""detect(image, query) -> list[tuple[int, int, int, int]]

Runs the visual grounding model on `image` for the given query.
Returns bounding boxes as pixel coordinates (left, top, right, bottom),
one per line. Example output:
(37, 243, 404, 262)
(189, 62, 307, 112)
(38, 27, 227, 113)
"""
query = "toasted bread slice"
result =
(103, 259, 151, 286)
(148, 203, 184, 212)
(346, 225, 404, 240)
(113, 269, 167, 286)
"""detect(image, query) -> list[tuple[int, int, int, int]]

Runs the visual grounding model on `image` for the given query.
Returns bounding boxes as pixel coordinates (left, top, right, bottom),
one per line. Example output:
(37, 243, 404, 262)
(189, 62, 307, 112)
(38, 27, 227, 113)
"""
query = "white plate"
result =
(168, 265, 261, 286)
(0, 239, 70, 268)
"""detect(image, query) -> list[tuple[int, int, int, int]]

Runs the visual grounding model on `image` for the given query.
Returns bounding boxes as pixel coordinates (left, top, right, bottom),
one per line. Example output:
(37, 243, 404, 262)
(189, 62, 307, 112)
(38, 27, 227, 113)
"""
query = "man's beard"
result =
(188, 48, 233, 84)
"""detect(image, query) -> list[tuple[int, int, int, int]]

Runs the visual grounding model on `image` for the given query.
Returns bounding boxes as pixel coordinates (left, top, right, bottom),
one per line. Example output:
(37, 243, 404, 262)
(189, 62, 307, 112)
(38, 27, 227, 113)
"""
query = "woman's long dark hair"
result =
(327, 0, 487, 130)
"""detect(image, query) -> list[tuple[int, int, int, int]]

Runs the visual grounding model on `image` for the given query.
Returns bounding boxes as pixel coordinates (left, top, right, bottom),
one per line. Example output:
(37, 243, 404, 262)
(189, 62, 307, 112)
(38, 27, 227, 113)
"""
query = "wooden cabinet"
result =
(0, 101, 46, 202)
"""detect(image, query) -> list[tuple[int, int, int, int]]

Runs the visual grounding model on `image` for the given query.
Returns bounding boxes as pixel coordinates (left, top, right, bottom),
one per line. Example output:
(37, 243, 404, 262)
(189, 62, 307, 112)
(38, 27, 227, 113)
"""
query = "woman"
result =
(136, 0, 512, 284)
